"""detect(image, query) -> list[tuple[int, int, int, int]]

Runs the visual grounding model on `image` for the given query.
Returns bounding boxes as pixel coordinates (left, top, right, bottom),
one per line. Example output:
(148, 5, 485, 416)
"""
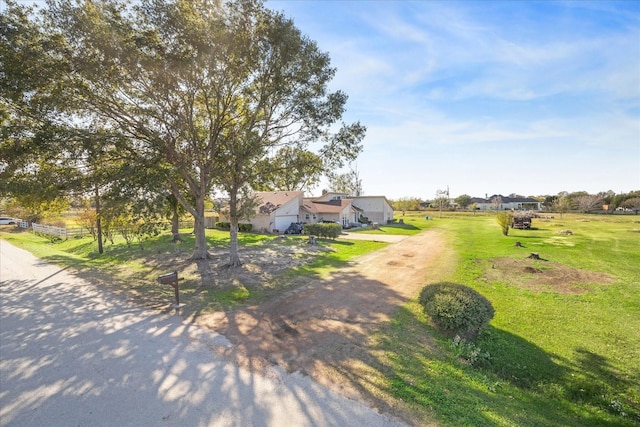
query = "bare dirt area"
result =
(482, 257, 616, 294)
(191, 229, 454, 416)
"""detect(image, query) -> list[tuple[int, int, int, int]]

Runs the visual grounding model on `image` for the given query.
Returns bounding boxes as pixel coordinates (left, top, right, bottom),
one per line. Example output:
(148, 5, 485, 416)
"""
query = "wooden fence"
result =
(28, 220, 194, 240)
(31, 223, 84, 239)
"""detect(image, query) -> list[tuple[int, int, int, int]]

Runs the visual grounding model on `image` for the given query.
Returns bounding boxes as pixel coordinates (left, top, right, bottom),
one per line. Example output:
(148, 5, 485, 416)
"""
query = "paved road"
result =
(0, 239, 406, 427)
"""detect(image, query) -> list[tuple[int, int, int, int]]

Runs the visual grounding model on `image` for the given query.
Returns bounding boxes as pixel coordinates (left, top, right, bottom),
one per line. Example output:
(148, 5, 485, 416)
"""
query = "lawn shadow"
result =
(476, 326, 564, 389)
(554, 347, 640, 421)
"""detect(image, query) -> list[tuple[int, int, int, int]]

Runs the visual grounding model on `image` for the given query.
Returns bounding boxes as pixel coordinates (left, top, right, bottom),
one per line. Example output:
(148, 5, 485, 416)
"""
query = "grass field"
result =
(374, 212, 640, 426)
(1, 211, 639, 426)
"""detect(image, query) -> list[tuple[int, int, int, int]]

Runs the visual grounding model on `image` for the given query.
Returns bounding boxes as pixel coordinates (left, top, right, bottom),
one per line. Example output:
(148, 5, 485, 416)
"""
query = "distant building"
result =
(471, 195, 542, 211)
(218, 191, 394, 233)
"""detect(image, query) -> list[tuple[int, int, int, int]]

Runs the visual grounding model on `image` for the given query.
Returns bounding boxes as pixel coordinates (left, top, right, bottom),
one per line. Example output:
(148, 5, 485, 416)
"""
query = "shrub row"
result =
(214, 222, 253, 232)
(419, 282, 495, 340)
(303, 222, 342, 239)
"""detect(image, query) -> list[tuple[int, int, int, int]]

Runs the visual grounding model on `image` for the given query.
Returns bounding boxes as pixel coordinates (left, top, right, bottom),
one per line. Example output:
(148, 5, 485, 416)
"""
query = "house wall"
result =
(319, 213, 341, 223)
(339, 207, 358, 226)
(277, 197, 303, 216)
(251, 215, 272, 233)
(256, 196, 302, 233)
(315, 192, 349, 202)
(353, 197, 394, 224)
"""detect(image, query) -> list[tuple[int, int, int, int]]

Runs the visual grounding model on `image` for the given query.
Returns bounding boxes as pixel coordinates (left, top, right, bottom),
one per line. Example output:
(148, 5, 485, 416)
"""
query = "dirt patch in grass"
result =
(482, 257, 616, 294)
(189, 230, 453, 421)
(139, 237, 329, 289)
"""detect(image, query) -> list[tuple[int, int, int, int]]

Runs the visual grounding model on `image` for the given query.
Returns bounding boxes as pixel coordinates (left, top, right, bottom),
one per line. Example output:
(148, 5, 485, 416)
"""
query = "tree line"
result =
(0, 0, 365, 265)
(391, 190, 640, 214)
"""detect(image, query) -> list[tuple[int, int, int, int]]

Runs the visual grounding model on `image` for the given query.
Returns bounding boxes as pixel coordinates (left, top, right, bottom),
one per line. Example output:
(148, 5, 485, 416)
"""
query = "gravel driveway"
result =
(0, 239, 406, 427)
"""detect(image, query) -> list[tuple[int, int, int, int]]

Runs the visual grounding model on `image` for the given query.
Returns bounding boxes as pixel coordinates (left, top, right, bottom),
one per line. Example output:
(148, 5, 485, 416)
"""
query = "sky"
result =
(9, 0, 640, 200)
(267, 0, 640, 200)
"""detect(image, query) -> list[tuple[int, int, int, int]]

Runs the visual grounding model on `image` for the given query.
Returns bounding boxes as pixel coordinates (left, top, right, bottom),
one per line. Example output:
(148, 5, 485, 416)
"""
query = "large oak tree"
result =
(45, 0, 364, 264)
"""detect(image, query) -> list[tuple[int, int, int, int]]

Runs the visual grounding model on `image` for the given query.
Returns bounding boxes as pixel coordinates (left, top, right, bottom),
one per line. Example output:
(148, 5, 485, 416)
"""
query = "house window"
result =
(305, 214, 310, 220)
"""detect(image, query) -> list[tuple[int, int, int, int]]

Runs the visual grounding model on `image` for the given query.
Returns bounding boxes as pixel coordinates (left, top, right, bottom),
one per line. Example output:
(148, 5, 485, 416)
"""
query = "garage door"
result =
(275, 215, 298, 231)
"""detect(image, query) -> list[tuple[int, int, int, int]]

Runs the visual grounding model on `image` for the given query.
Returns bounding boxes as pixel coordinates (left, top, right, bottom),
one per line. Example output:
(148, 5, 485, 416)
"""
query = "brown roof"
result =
(255, 191, 303, 214)
(303, 198, 355, 214)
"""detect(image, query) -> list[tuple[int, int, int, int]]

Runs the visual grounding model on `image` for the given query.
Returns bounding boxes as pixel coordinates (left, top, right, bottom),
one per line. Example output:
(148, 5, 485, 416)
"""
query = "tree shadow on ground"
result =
(2, 249, 400, 427)
(197, 264, 624, 426)
(364, 306, 637, 426)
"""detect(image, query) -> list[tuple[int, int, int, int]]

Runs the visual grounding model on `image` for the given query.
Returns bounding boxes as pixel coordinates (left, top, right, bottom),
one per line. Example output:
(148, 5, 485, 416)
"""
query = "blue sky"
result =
(268, 0, 640, 199)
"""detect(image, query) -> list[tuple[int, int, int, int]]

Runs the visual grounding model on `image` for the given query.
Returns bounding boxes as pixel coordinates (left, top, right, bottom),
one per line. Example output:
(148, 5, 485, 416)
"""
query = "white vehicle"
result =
(0, 217, 20, 225)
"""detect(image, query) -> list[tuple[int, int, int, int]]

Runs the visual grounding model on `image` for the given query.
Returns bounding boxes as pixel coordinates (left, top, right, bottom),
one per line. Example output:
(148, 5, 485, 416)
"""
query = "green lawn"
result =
(374, 212, 640, 426)
(0, 226, 385, 311)
(1, 212, 639, 426)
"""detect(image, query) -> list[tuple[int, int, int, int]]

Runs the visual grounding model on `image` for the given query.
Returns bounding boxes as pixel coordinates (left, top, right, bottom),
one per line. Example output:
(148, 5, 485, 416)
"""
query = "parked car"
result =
(0, 217, 20, 225)
(284, 222, 305, 235)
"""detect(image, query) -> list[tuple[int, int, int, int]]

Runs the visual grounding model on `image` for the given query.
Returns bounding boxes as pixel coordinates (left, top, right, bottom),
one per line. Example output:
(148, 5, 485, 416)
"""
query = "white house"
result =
(220, 190, 395, 233)
(308, 192, 395, 225)
(472, 195, 542, 211)
(301, 198, 360, 227)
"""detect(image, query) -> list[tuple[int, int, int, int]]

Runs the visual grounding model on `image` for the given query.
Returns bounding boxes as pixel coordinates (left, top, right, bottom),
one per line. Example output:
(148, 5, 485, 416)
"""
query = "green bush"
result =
(303, 222, 342, 239)
(214, 222, 252, 232)
(419, 282, 495, 339)
(496, 211, 512, 236)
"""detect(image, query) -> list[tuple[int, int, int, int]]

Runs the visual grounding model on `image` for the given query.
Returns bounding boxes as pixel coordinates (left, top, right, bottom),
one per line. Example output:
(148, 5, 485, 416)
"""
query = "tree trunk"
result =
(228, 192, 242, 267)
(171, 209, 182, 242)
(95, 185, 103, 254)
(191, 195, 210, 260)
(228, 217, 241, 267)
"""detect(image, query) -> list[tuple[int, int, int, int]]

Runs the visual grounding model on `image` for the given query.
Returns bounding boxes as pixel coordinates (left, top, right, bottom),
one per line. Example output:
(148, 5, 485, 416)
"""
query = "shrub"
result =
(496, 211, 512, 236)
(419, 282, 495, 339)
(303, 222, 342, 239)
(215, 222, 252, 232)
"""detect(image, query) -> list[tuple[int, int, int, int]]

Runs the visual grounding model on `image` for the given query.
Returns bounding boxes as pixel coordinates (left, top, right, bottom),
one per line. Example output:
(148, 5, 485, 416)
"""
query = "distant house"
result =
(302, 197, 360, 227)
(472, 195, 542, 211)
(307, 192, 395, 225)
(352, 195, 395, 224)
(220, 190, 395, 233)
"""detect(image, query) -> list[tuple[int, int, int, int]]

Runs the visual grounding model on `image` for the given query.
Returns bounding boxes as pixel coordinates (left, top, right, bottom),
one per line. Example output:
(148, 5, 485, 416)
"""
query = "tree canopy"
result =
(2, 0, 365, 266)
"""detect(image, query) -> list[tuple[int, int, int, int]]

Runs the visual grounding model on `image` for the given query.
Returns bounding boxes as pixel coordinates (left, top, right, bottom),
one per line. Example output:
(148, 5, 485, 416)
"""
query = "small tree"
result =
(574, 194, 604, 213)
(496, 211, 512, 236)
(455, 194, 472, 210)
(78, 209, 98, 240)
(393, 197, 422, 215)
(552, 196, 573, 218)
(434, 188, 450, 218)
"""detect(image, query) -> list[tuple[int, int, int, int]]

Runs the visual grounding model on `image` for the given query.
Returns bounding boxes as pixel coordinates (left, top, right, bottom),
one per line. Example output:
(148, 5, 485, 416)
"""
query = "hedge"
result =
(303, 222, 342, 239)
(214, 222, 253, 232)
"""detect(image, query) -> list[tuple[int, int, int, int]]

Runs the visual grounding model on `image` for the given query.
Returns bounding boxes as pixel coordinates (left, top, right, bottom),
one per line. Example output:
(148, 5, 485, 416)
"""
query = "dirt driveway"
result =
(195, 229, 453, 414)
